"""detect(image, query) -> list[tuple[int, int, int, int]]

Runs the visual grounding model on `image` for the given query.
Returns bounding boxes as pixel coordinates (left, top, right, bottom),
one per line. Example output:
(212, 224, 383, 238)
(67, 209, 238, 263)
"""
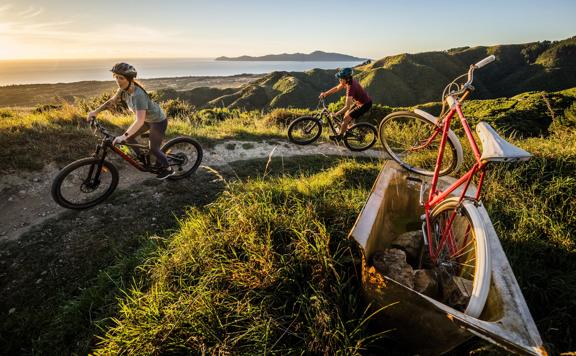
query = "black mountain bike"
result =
(51, 118, 203, 209)
(287, 98, 377, 151)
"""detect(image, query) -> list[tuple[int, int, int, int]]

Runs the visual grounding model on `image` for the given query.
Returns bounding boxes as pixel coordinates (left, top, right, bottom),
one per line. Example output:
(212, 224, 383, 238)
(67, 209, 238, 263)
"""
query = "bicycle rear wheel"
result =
(51, 157, 119, 209)
(343, 122, 377, 151)
(379, 111, 459, 176)
(287, 116, 322, 145)
(428, 197, 491, 317)
(161, 136, 203, 180)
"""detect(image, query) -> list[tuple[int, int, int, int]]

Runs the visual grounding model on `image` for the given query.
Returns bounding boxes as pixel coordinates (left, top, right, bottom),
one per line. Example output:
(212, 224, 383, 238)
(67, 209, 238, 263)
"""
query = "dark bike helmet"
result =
(110, 62, 137, 79)
(335, 67, 353, 79)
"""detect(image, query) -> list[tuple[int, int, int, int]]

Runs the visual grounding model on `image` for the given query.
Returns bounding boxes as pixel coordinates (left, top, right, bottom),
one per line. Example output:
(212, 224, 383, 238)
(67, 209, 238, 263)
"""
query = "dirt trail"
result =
(0, 140, 382, 243)
(0, 139, 383, 354)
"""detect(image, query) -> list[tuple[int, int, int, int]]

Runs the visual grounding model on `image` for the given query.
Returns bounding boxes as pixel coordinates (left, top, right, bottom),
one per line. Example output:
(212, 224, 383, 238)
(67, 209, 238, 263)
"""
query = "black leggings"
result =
(127, 119, 169, 168)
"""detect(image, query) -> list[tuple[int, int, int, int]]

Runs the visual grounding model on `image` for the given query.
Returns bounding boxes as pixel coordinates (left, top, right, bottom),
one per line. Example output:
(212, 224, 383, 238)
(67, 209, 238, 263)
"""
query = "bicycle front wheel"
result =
(379, 111, 459, 176)
(343, 122, 377, 151)
(428, 197, 491, 318)
(161, 136, 203, 180)
(51, 157, 119, 209)
(287, 116, 322, 145)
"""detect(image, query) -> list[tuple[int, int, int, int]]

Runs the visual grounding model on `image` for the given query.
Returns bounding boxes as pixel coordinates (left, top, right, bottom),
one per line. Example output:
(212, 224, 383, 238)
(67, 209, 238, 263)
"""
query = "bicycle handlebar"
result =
(89, 117, 113, 139)
(439, 55, 497, 114)
(474, 55, 495, 69)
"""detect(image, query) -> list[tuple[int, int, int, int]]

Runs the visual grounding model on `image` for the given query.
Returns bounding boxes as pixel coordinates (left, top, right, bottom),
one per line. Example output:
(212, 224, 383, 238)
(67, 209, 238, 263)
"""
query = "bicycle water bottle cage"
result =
(476, 122, 532, 162)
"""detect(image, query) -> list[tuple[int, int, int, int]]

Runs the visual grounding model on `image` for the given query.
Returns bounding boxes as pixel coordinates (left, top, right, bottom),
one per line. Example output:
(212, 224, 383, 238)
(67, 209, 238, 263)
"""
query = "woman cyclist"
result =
(319, 67, 372, 140)
(87, 63, 174, 179)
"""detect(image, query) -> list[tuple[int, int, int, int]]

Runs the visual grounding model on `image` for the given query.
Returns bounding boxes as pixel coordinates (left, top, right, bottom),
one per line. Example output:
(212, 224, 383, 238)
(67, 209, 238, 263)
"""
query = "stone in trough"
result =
(413, 269, 440, 298)
(372, 249, 414, 289)
(391, 230, 423, 263)
(439, 269, 473, 310)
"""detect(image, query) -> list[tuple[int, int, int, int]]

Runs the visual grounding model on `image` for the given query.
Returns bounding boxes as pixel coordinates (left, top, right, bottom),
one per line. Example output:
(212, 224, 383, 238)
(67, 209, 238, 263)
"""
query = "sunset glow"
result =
(0, 0, 575, 60)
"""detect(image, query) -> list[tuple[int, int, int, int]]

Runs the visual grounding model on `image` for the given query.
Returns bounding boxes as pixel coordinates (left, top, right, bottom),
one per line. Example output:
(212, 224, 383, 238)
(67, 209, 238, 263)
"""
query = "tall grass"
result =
(479, 131, 576, 353)
(93, 160, 387, 354)
(0, 103, 287, 173)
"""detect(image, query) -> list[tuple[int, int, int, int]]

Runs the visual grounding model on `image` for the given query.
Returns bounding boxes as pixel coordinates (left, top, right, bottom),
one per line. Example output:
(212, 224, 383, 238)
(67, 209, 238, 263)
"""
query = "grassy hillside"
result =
(2, 37, 574, 111)
(152, 36, 576, 110)
(0, 88, 575, 354)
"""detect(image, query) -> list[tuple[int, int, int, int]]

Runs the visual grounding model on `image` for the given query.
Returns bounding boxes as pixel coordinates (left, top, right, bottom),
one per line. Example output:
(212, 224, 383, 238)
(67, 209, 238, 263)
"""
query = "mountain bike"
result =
(51, 118, 203, 210)
(378, 55, 532, 317)
(287, 98, 377, 151)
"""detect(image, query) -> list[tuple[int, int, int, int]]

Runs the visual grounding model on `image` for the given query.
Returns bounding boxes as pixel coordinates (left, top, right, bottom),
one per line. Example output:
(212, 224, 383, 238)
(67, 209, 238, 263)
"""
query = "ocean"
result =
(0, 58, 364, 86)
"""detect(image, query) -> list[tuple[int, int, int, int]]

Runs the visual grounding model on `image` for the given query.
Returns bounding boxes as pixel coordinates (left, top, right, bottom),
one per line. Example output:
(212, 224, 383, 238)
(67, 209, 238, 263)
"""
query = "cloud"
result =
(0, 3, 210, 58)
(18, 5, 43, 18)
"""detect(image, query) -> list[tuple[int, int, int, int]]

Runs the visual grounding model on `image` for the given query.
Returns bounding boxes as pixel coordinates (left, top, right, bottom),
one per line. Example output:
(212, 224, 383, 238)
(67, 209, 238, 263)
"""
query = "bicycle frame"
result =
(90, 120, 159, 175)
(423, 92, 488, 262)
(315, 99, 342, 135)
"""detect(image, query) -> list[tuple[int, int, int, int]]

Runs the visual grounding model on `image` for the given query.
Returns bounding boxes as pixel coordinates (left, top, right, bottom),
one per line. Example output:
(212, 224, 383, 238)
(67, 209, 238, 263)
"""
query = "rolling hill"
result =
(158, 36, 576, 109)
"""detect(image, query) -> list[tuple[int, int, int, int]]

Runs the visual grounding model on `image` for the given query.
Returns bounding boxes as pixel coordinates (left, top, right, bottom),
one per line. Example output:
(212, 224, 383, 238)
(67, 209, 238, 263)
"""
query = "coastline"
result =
(0, 74, 264, 108)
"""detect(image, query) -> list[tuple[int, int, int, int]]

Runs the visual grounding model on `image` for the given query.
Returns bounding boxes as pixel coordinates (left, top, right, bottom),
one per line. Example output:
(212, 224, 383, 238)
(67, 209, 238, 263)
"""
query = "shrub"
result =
(161, 98, 194, 119)
(262, 108, 312, 127)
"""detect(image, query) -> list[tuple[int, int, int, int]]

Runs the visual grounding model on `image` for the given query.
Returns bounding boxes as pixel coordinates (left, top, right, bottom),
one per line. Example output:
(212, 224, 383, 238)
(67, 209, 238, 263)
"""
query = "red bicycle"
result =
(378, 55, 532, 317)
(51, 118, 203, 209)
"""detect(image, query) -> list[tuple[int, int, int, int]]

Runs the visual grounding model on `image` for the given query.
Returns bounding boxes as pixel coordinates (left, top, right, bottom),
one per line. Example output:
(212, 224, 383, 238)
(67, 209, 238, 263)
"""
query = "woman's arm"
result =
(87, 90, 122, 120)
(112, 110, 146, 145)
(335, 96, 354, 117)
(123, 110, 146, 139)
(319, 83, 345, 98)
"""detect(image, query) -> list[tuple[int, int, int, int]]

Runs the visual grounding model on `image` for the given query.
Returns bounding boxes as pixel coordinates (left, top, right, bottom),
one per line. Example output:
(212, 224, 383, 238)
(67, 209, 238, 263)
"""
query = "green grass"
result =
(1, 87, 576, 354)
(90, 158, 385, 354)
(479, 133, 576, 354)
(0, 103, 287, 173)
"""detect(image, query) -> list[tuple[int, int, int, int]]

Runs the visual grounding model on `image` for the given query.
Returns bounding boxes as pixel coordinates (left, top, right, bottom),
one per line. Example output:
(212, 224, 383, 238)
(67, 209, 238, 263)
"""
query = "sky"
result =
(0, 0, 575, 60)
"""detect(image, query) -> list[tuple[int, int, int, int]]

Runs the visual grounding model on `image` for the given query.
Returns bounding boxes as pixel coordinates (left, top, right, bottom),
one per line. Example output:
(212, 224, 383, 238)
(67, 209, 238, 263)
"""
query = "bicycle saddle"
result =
(476, 122, 532, 162)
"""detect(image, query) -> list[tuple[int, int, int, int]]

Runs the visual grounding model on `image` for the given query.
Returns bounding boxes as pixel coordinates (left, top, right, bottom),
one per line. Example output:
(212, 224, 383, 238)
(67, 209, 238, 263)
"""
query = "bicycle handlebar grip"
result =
(474, 55, 496, 69)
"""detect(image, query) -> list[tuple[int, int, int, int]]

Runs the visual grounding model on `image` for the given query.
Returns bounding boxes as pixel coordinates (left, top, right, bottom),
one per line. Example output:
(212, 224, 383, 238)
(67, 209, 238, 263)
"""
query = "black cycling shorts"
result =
(349, 101, 372, 119)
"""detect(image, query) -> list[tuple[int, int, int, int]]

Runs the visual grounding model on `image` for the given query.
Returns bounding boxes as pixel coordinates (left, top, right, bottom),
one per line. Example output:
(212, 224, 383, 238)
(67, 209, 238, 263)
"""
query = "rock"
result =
(413, 269, 440, 298)
(391, 230, 423, 262)
(439, 270, 473, 310)
(372, 249, 414, 289)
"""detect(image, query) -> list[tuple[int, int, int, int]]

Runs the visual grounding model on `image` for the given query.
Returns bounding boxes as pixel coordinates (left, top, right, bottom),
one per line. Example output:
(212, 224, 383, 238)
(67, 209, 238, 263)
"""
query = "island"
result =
(215, 50, 367, 62)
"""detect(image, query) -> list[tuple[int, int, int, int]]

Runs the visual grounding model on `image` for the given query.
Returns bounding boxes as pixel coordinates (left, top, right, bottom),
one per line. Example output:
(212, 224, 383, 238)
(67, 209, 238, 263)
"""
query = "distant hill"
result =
(215, 50, 367, 62)
(162, 36, 576, 110)
(0, 74, 262, 108)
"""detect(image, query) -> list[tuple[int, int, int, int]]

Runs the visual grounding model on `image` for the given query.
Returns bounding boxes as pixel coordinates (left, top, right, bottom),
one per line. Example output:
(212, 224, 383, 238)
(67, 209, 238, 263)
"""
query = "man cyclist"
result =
(319, 67, 373, 140)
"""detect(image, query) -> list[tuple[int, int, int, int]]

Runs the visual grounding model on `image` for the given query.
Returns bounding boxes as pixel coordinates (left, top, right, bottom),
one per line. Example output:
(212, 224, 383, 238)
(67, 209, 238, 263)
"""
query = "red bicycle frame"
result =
(423, 92, 488, 262)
